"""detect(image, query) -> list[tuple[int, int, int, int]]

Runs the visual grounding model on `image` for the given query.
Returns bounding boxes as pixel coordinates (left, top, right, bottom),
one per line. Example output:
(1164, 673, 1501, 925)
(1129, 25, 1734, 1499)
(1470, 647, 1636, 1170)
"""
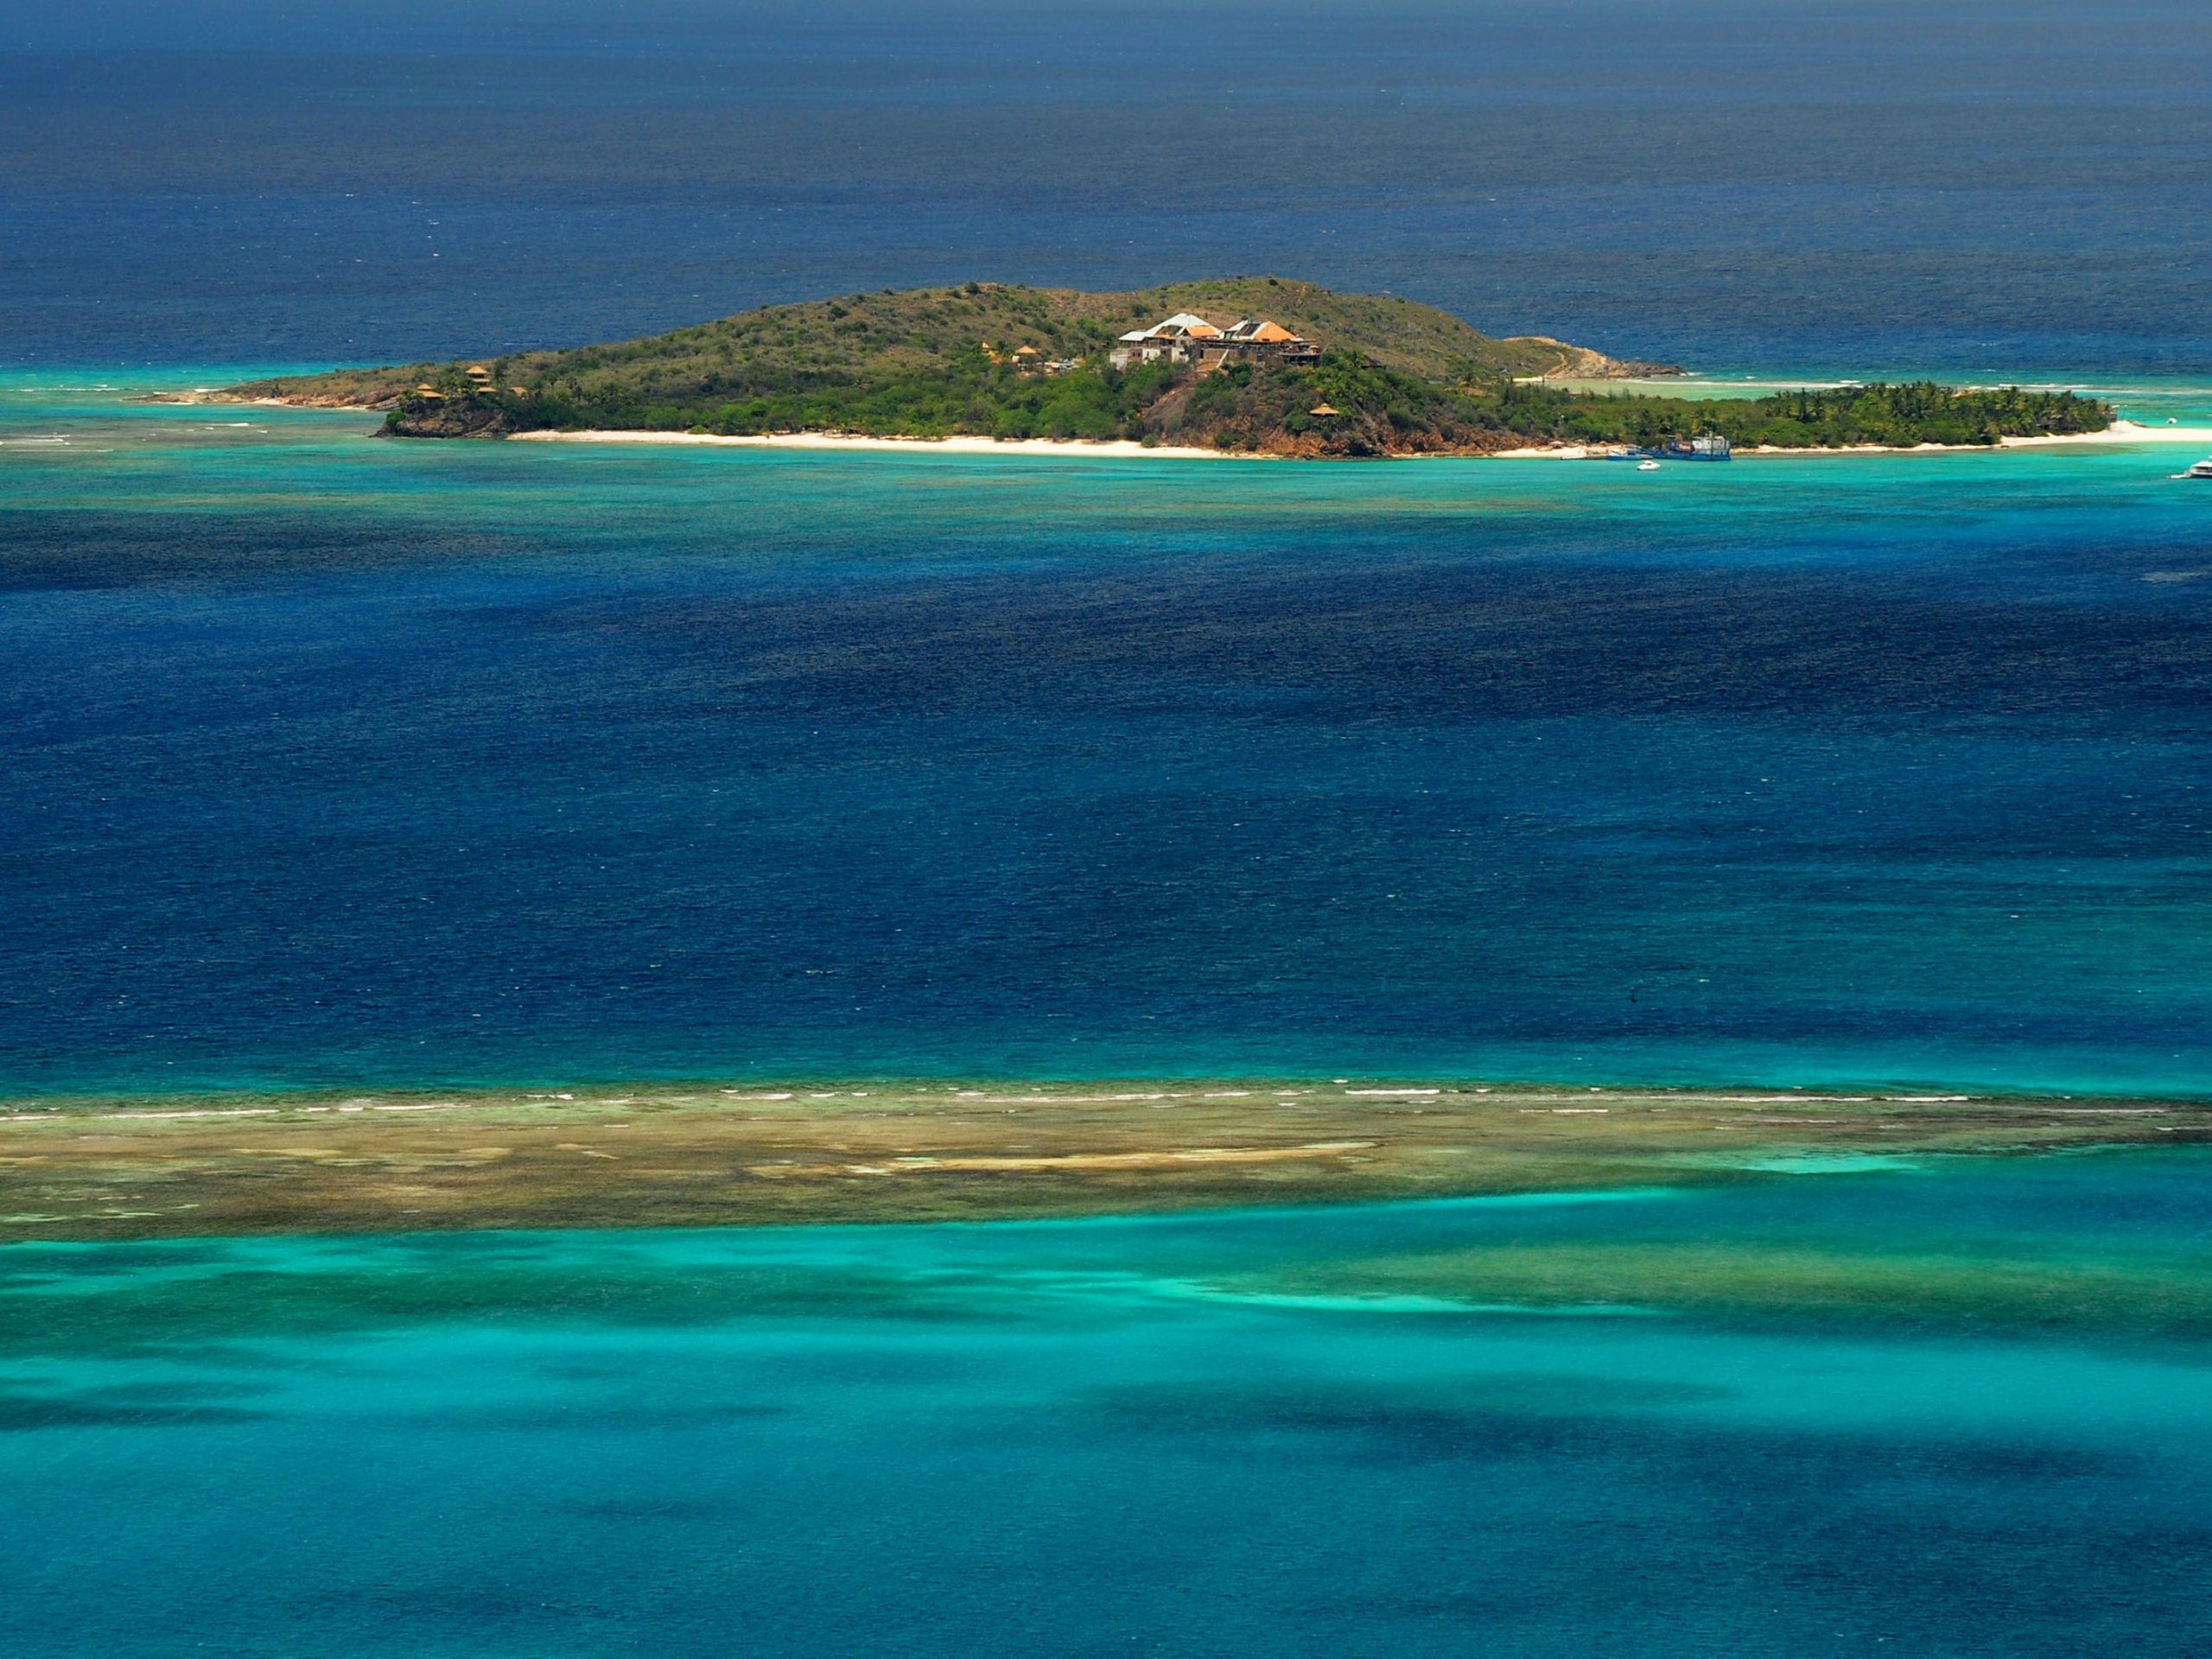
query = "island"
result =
(207, 277, 2116, 457)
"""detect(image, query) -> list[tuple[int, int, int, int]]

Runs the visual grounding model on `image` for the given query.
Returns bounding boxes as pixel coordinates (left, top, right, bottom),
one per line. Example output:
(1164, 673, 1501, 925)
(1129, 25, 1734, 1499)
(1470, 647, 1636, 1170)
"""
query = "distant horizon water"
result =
(5, 0, 2211, 373)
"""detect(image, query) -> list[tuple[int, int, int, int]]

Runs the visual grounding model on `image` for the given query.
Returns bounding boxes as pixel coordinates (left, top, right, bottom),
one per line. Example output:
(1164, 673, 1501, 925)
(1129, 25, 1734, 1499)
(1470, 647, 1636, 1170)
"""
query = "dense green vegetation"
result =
(1497, 378, 2114, 450)
(221, 279, 2113, 454)
(226, 277, 1623, 411)
(1125, 360, 2110, 455)
(468, 344, 1189, 444)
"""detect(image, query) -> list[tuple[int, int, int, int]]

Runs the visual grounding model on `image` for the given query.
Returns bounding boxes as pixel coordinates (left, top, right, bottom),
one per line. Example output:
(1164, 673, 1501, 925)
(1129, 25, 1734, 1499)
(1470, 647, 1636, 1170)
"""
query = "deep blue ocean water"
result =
(3, 0, 2211, 373)
(6, 1153, 2212, 1657)
(5, 377, 2212, 1096)
(4, 2, 2209, 1096)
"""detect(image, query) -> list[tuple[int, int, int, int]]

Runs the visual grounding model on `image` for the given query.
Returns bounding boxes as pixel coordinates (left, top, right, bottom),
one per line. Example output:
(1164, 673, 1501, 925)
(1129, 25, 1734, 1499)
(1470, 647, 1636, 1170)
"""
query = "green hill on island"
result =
(216, 278, 2113, 456)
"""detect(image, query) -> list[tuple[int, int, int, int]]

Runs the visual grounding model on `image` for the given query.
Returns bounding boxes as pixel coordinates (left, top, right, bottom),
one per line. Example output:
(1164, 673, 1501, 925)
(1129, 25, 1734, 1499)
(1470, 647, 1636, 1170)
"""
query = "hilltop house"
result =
(1109, 313, 1319, 371)
(1110, 312, 1221, 367)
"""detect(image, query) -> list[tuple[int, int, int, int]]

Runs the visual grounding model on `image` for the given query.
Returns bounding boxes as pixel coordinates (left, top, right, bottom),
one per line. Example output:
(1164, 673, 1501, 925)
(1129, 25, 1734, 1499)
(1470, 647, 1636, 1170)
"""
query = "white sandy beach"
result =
(1998, 419, 2212, 447)
(504, 421, 2212, 461)
(505, 429, 1253, 460)
(205, 399, 2212, 461)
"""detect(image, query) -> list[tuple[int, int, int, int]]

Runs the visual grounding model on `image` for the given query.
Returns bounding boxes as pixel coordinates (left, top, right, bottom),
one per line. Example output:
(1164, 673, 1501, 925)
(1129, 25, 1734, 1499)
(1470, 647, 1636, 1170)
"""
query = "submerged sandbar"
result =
(2, 1079, 2203, 1243)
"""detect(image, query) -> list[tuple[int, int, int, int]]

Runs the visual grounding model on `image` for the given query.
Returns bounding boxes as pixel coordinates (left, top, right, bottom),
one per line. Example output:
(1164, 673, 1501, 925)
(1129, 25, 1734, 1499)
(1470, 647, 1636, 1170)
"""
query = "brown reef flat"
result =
(3, 1081, 2203, 1243)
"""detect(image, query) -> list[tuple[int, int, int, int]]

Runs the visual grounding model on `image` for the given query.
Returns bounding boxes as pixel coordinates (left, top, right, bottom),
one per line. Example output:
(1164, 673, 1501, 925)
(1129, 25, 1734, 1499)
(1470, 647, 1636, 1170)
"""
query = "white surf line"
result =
(2029, 1106, 2184, 1116)
(0, 1106, 277, 1122)
(108, 1108, 281, 1121)
(2, 1100, 466, 1123)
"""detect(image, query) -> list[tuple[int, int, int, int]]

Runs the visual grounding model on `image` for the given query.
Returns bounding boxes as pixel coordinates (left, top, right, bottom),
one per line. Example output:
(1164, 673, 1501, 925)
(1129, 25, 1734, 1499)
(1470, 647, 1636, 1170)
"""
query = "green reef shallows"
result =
(5, 1150, 2212, 1656)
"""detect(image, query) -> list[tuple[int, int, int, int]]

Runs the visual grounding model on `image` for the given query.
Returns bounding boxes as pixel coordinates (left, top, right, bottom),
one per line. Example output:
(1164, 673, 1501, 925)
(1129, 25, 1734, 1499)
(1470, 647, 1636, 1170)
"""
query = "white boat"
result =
(1637, 459, 1662, 471)
(2178, 457, 2212, 479)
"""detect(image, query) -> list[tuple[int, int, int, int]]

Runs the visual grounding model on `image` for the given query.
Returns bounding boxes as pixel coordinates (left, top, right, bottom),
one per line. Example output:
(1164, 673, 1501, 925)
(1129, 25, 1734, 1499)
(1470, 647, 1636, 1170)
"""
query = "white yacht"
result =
(2178, 457, 2212, 479)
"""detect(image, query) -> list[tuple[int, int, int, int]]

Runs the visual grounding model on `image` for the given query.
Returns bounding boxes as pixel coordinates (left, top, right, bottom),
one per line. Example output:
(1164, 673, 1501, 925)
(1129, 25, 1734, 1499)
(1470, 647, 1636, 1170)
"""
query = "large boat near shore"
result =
(1607, 434, 1732, 462)
(2178, 457, 2212, 479)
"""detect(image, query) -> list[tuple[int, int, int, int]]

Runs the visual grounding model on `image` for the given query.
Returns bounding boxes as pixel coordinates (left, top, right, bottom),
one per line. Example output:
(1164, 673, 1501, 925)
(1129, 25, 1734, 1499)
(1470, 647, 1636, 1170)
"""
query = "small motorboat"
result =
(2176, 457, 2212, 480)
(1637, 459, 1662, 471)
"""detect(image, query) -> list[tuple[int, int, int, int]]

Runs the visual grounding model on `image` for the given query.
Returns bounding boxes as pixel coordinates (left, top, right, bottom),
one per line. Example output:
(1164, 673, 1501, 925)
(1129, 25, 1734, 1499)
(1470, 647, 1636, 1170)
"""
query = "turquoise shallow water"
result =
(4, 378, 2212, 1096)
(4, 1150, 2212, 1656)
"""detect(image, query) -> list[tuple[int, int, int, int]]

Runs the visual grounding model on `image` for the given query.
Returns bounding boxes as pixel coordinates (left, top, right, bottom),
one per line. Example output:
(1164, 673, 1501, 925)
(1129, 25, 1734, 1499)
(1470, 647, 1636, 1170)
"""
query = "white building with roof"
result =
(1111, 312, 1317, 370)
